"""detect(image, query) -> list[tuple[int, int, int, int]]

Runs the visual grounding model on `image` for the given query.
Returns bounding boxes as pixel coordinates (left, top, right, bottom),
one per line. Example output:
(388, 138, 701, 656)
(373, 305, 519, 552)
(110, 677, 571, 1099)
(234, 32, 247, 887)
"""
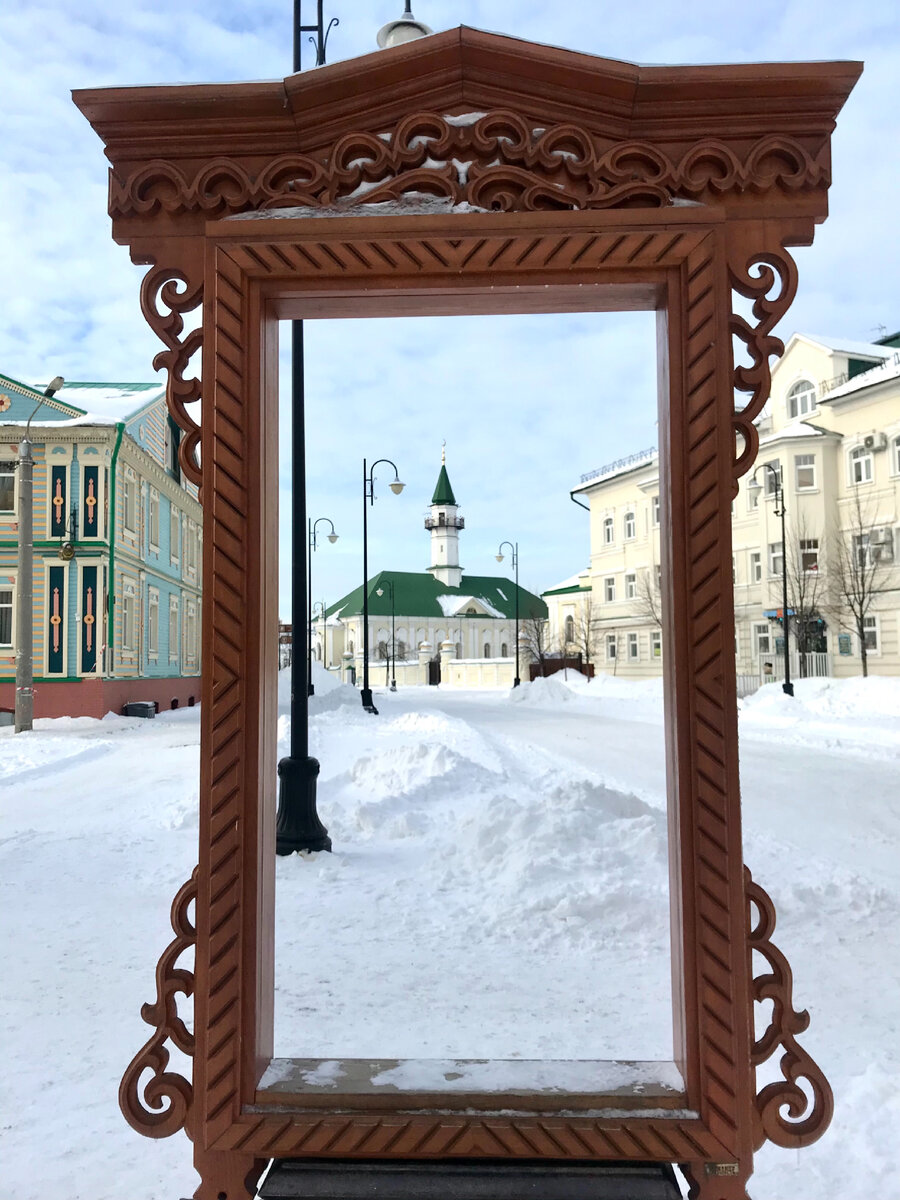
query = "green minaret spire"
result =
(431, 442, 457, 505)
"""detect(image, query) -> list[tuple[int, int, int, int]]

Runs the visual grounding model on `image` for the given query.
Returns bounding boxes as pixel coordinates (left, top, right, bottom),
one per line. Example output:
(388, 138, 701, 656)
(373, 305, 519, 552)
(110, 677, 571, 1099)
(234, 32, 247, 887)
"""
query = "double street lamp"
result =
(375, 579, 397, 691)
(361, 458, 404, 714)
(749, 464, 794, 697)
(307, 517, 338, 695)
(495, 540, 521, 688)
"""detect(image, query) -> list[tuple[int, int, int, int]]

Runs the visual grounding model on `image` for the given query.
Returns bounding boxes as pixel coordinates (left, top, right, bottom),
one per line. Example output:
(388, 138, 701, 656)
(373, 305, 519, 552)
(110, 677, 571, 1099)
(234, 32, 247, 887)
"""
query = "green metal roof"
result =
(326, 571, 546, 622)
(431, 464, 457, 506)
(542, 583, 592, 597)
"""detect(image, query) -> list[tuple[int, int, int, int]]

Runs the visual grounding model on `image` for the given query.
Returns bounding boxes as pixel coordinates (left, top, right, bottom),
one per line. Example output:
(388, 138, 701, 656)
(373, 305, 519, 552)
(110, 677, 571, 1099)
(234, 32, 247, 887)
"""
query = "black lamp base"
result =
(360, 686, 378, 715)
(275, 755, 332, 855)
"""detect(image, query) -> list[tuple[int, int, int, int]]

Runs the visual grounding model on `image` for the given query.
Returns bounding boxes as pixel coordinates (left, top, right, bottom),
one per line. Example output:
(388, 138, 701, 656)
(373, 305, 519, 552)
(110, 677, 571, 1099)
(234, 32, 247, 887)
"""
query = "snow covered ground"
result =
(2, 669, 898, 1199)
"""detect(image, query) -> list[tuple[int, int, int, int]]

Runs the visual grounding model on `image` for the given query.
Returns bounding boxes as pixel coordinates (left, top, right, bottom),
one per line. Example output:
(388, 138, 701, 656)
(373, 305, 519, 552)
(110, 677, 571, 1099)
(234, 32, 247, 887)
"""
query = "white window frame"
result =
(564, 614, 575, 643)
(786, 378, 816, 419)
(651, 495, 660, 526)
(122, 579, 137, 651)
(123, 470, 137, 532)
(800, 538, 819, 573)
(170, 504, 180, 563)
(863, 614, 880, 654)
(623, 510, 636, 541)
(148, 488, 160, 550)
(606, 634, 617, 661)
(893, 434, 900, 477)
(795, 453, 816, 491)
(603, 516, 614, 545)
(768, 541, 784, 578)
(148, 587, 160, 658)
(627, 632, 639, 660)
(169, 594, 180, 662)
(753, 622, 771, 658)
(651, 630, 661, 659)
(764, 461, 782, 498)
(750, 552, 762, 583)
(604, 577, 615, 603)
(625, 573, 636, 600)
(0, 582, 14, 647)
(0, 460, 17, 515)
(850, 445, 873, 485)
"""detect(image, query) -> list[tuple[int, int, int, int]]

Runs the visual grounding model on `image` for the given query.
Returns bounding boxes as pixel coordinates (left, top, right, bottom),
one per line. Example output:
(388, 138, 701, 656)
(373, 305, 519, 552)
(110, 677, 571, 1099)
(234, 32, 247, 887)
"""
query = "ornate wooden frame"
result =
(74, 28, 861, 1200)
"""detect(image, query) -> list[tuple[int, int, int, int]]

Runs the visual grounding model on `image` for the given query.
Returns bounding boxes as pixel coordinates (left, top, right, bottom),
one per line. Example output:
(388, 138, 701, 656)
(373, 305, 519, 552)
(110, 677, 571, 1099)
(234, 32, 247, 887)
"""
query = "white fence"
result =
(737, 652, 830, 698)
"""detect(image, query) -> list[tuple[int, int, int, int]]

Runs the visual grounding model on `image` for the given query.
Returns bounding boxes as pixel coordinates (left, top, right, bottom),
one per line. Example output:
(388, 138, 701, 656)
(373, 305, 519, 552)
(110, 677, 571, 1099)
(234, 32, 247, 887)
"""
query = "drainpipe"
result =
(106, 422, 125, 676)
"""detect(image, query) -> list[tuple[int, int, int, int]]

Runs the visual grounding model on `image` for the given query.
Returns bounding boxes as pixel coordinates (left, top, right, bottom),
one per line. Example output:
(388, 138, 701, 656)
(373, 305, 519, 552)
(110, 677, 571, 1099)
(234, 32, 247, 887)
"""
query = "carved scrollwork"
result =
(110, 112, 829, 221)
(140, 264, 203, 487)
(745, 868, 834, 1150)
(729, 243, 799, 488)
(119, 867, 197, 1138)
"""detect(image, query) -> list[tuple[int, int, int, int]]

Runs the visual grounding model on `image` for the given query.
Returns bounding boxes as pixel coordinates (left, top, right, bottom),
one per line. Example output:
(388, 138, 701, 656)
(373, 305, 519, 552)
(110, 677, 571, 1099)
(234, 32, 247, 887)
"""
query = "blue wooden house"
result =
(0, 372, 203, 718)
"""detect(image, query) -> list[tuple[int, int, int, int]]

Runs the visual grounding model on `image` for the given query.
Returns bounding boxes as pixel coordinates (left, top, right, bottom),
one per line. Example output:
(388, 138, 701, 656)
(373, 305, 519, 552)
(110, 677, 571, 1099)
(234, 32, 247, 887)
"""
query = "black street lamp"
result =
(376, 580, 397, 691)
(749, 464, 794, 697)
(361, 458, 404, 713)
(308, 517, 338, 696)
(275, 2, 339, 856)
(495, 540, 521, 688)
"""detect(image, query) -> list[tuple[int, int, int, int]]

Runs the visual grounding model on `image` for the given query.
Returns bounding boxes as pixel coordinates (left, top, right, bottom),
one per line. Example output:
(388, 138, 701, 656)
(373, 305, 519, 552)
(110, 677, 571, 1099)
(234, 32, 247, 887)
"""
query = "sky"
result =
(2, 0, 899, 614)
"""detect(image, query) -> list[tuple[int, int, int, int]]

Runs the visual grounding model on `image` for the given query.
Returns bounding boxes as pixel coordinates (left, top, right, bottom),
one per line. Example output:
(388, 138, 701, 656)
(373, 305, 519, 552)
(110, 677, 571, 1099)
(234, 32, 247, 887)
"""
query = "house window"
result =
(148, 589, 159, 656)
(863, 615, 879, 651)
(651, 630, 661, 658)
(894, 435, 900, 475)
(764, 461, 782, 497)
(122, 582, 136, 650)
(606, 634, 617, 661)
(501, 642, 508, 657)
(855, 529, 894, 567)
(123, 474, 137, 531)
(397, 640, 407, 660)
(753, 623, 771, 657)
(624, 510, 636, 540)
(0, 586, 12, 646)
(800, 539, 819, 573)
(750, 552, 761, 582)
(169, 596, 180, 661)
(732, 555, 737, 584)
(0, 461, 15, 513)
(149, 490, 160, 548)
(377, 640, 388, 660)
(627, 632, 639, 660)
(170, 507, 180, 562)
(625, 573, 636, 599)
(850, 445, 873, 484)
(185, 603, 198, 663)
(604, 577, 615, 602)
(651, 495, 660, 526)
(483, 642, 491, 658)
(795, 454, 816, 490)
(768, 541, 784, 577)
(786, 379, 816, 419)
(748, 480, 759, 510)
(564, 615, 575, 643)
(603, 516, 614, 545)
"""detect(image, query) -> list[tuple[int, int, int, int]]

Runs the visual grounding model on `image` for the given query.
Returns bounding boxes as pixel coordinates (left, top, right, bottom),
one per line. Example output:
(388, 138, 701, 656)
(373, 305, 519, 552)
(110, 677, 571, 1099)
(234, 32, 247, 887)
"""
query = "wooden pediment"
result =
(73, 27, 861, 243)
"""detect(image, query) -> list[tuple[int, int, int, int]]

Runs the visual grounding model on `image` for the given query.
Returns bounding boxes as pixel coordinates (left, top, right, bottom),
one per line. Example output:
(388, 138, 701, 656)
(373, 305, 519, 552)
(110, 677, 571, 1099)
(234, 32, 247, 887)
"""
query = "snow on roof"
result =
(759, 421, 829, 446)
(543, 570, 591, 596)
(819, 350, 900, 404)
(436, 593, 504, 619)
(796, 334, 892, 361)
(574, 446, 658, 492)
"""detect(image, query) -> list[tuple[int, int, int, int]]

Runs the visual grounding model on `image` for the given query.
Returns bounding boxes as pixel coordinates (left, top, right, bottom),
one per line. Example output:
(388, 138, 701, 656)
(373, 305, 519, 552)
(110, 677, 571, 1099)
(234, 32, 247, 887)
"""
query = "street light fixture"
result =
(15, 375, 65, 734)
(361, 458, 404, 713)
(375, 580, 397, 691)
(495, 540, 521, 688)
(307, 517, 338, 696)
(376, 1, 432, 48)
(749, 464, 794, 697)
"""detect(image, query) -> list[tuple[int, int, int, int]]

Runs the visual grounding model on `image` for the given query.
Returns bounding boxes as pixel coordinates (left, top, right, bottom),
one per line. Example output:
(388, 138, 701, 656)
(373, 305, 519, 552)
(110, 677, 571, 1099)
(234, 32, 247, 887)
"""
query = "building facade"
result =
(319, 455, 546, 687)
(544, 331, 900, 682)
(0, 374, 203, 718)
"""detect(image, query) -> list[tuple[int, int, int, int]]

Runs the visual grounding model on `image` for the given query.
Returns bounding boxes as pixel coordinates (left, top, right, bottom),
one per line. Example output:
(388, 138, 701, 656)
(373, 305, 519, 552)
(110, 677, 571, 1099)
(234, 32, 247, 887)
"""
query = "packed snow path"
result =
(2, 672, 898, 1199)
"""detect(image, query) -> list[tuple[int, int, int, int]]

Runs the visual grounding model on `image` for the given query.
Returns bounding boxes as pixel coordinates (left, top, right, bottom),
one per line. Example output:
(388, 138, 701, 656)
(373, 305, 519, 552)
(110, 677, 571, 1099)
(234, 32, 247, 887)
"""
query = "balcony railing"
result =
(424, 515, 464, 530)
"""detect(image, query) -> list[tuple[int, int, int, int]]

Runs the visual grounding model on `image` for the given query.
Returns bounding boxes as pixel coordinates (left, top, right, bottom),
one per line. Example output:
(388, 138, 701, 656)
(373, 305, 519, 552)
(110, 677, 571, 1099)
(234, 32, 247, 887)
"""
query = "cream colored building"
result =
(545, 331, 900, 683)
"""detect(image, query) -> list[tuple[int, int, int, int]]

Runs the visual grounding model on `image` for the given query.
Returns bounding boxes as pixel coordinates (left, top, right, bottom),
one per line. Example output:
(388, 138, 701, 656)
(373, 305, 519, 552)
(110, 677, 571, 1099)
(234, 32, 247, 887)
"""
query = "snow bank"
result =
(742, 673, 900, 720)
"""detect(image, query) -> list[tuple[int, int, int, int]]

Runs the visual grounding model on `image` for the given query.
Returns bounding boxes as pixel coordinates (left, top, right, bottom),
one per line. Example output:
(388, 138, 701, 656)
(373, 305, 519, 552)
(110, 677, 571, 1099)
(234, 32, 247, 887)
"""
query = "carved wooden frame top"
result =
(76, 32, 859, 1200)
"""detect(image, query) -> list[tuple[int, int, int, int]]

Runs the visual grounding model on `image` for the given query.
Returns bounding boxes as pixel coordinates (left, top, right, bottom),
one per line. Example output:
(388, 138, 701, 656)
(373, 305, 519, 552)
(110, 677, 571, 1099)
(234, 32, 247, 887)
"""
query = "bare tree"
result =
(830, 488, 897, 676)
(520, 610, 551, 678)
(785, 514, 825, 677)
(634, 567, 663, 628)
(573, 594, 596, 670)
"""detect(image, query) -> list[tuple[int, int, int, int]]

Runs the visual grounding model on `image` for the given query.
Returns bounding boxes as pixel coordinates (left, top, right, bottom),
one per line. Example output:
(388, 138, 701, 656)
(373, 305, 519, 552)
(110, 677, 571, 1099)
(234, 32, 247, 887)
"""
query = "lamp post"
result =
(275, 3, 338, 855)
(361, 458, 404, 714)
(15, 376, 64, 734)
(749, 464, 793, 697)
(308, 517, 338, 695)
(495, 540, 520, 688)
(376, 580, 397, 691)
(376, 1, 432, 48)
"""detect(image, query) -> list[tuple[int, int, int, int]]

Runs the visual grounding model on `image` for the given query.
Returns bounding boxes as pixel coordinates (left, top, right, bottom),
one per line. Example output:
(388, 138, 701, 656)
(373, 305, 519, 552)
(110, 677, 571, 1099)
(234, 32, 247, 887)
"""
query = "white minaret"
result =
(425, 444, 463, 588)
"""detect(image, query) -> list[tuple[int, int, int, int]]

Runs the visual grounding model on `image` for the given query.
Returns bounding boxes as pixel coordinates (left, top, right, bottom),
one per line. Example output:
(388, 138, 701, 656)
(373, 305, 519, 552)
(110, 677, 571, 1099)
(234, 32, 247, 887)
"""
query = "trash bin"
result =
(123, 700, 156, 718)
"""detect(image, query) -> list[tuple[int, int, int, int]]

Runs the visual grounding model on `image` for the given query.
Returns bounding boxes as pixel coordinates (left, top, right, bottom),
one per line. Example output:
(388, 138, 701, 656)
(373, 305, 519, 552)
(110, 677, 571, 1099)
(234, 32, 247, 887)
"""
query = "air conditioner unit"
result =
(863, 434, 876, 450)
(875, 432, 889, 452)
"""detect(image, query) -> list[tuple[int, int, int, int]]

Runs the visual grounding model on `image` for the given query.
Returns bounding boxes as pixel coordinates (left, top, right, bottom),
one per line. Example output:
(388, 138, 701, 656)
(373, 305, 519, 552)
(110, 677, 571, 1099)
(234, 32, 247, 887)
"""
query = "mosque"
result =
(317, 453, 546, 687)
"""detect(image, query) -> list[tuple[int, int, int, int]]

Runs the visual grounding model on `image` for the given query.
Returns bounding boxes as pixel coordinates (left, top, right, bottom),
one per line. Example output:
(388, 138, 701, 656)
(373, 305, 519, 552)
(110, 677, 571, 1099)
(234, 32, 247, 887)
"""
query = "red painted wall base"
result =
(0, 675, 202, 720)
